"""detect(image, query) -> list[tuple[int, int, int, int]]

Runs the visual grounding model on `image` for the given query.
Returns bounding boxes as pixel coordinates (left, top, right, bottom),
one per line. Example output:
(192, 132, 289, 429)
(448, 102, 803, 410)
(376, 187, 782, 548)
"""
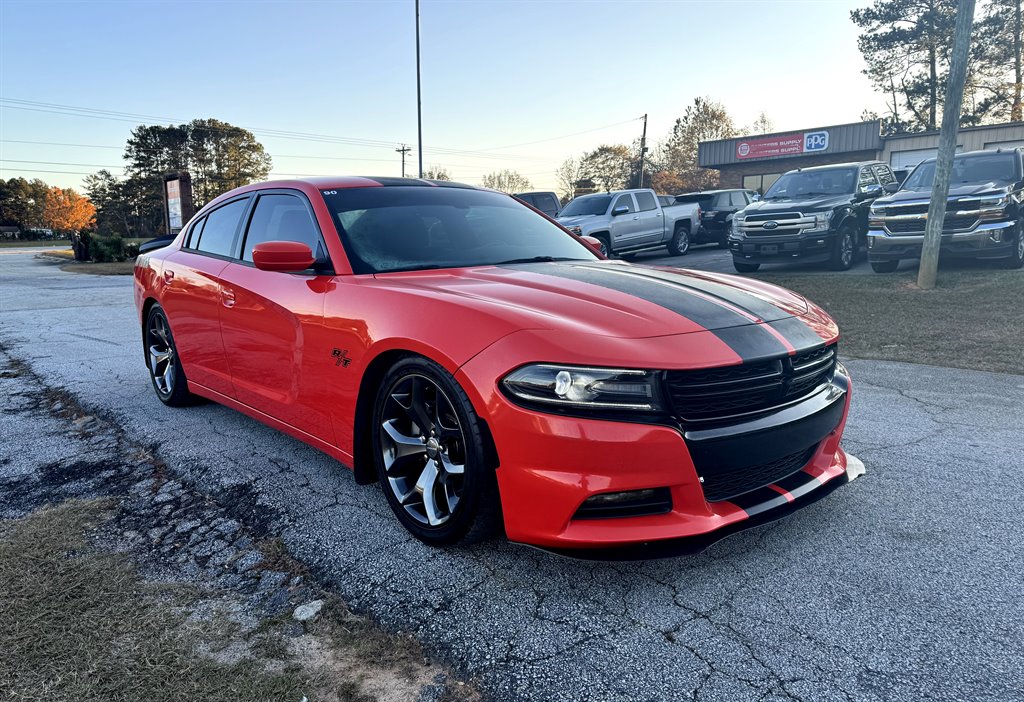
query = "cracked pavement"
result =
(1, 252, 1022, 701)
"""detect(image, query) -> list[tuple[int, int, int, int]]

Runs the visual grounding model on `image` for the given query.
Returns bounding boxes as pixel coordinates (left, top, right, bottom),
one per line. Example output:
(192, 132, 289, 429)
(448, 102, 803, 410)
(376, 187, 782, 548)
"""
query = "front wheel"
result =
(870, 260, 899, 273)
(667, 225, 690, 256)
(733, 261, 760, 273)
(829, 227, 856, 271)
(1000, 222, 1024, 269)
(372, 357, 501, 546)
(145, 304, 199, 407)
(594, 234, 612, 258)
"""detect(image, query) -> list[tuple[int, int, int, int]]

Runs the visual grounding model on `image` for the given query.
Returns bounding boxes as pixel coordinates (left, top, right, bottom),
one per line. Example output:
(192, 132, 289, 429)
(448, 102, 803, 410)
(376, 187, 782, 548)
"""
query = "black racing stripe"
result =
(726, 486, 790, 516)
(510, 263, 790, 359)
(600, 265, 791, 323)
(767, 316, 828, 352)
(773, 467, 822, 495)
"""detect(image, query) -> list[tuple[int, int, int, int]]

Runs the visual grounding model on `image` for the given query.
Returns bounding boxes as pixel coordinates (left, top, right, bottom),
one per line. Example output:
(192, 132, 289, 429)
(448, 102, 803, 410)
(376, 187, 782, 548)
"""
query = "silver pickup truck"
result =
(556, 188, 699, 257)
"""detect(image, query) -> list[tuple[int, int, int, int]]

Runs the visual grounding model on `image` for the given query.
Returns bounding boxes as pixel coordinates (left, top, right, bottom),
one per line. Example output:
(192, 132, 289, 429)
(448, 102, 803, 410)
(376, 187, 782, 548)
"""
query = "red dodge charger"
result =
(134, 177, 856, 558)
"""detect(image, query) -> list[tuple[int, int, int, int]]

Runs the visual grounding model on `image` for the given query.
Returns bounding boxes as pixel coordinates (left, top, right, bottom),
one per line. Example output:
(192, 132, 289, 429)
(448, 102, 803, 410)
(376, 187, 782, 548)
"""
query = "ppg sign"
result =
(804, 131, 829, 152)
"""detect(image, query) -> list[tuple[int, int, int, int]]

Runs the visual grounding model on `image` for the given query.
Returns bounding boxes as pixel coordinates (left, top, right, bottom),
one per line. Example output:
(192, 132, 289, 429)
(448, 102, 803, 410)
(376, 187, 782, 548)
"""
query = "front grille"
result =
(738, 211, 815, 237)
(886, 215, 978, 234)
(744, 212, 802, 222)
(666, 343, 837, 422)
(700, 444, 818, 502)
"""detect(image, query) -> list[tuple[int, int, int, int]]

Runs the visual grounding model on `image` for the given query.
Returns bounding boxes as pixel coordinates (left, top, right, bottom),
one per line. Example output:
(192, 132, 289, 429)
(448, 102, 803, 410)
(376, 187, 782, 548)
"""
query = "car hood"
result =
(556, 214, 602, 227)
(743, 193, 853, 214)
(372, 261, 817, 342)
(879, 181, 1012, 204)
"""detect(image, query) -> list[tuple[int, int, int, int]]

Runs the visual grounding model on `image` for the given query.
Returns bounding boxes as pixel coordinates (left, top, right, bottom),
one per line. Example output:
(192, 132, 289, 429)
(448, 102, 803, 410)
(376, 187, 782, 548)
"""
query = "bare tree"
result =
(482, 170, 532, 193)
(422, 166, 452, 181)
(654, 98, 737, 192)
(743, 112, 774, 136)
(555, 158, 587, 201)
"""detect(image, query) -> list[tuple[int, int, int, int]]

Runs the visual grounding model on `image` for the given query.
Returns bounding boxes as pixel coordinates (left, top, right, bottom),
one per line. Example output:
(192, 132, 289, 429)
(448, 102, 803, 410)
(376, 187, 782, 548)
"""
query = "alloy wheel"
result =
(379, 374, 467, 527)
(841, 231, 854, 267)
(147, 310, 175, 396)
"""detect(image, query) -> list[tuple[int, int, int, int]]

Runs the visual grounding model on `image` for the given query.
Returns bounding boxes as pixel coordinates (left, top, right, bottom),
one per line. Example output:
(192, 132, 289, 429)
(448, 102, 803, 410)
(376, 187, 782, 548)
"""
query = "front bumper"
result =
(868, 220, 1017, 261)
(729, 230, 836, 264)
(457, 340, 853, 557)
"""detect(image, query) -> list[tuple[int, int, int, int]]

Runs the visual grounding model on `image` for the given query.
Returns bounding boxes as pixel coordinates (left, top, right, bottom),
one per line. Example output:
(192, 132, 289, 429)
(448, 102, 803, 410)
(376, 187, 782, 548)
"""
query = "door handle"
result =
(221, 288, 235, 308)
(632, 215, 640, 220)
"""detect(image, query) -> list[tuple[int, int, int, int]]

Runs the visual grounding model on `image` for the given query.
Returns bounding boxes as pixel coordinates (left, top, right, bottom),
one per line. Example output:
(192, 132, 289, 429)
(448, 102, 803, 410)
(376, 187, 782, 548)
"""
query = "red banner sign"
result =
(736, 133, 805, 160)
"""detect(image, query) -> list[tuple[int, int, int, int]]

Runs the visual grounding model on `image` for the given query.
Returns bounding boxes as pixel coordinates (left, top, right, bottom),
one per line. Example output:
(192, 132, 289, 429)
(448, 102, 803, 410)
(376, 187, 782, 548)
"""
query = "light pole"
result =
(415, 0, 423, 178)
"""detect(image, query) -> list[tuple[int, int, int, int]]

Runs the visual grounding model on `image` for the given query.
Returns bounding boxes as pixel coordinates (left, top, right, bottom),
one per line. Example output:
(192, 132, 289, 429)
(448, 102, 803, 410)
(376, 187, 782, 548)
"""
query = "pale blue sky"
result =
(0, 0, 883, 192)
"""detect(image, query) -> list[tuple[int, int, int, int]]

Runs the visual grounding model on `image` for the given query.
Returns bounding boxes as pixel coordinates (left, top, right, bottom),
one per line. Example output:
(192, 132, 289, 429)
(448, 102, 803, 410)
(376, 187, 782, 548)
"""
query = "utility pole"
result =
(396, 144, 411, 177)
(918, 0, 975, 290)
(637, 113, 648, 188)
(415, 0, 424, 178)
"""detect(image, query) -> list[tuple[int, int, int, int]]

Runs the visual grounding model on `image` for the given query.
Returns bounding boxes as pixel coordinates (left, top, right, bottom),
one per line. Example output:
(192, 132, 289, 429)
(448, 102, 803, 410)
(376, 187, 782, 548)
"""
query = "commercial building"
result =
(698, 119, 1024, 193)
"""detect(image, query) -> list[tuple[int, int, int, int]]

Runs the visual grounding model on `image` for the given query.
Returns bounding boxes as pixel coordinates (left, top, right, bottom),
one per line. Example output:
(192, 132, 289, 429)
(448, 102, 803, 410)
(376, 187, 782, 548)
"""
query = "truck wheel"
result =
(667, 224, 690, 256)
(1000, 222, 1024, 269)
(594, 234, 612, 258)
(829, 226, 856, 271)
(717, 236, 729, 249)
(870, 260, 899, 273)
(733, 261, 760, 273)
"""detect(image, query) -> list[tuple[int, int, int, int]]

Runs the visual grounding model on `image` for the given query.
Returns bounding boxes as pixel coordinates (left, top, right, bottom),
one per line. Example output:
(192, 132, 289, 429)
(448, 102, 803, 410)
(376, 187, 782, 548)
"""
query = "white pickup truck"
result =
(556, 188, 699, 257)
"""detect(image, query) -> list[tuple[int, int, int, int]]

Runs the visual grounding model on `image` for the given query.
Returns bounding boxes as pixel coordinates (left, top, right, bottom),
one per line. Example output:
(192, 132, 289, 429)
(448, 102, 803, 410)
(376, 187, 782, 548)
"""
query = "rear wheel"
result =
(1000, 221, 1024, 269)
(829, 226, 856, 271)
(733, 261, 760, 273)
(667, 224, 690, 256)
(145, 304, 198, 407)
(372, 357, 501, 545)
(870, 260, 899, 273)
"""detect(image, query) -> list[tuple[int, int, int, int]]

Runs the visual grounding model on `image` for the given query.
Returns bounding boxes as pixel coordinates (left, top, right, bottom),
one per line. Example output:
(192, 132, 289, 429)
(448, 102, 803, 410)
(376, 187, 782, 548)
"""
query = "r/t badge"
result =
(331, 348, 352, 368)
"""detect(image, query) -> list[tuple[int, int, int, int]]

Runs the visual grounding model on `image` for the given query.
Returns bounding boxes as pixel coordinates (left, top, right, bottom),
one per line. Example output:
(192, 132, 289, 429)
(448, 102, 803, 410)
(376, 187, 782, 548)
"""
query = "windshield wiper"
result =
(494, 256, 579, 265)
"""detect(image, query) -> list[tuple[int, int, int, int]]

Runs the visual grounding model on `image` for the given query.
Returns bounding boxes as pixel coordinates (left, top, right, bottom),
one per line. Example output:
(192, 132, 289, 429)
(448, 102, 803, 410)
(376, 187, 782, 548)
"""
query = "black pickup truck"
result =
(867, 148, 1024, 272)
(728, 161, 899, 272)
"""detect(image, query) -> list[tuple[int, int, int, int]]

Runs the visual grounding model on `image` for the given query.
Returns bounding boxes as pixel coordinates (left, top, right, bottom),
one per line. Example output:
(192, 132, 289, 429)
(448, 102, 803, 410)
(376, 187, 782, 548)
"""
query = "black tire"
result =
(733, 261, 760, 273)
(667, 224, 690, 256)
(145, 304, 199, 407)
(371, 356, 501, 546)
(1000, 221, 1024, 269)
(717, 235, 729, 249)
(829, 226, 856, 271)
(870, 260, 899, 273)
(594, 234, 612, 258)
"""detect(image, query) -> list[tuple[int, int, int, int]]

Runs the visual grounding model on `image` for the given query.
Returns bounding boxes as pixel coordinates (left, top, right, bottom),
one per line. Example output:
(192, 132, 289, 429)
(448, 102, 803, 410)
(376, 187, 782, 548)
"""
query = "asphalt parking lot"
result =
(2, 251, 1022, 701)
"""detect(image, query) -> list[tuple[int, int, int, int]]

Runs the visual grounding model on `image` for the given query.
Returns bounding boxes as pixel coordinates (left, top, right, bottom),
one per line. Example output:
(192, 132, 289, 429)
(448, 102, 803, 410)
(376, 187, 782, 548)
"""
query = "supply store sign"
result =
(736, 130, 830, 160)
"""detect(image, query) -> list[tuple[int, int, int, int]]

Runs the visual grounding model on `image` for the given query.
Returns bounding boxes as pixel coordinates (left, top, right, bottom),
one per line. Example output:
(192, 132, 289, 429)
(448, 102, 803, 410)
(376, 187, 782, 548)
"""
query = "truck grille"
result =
(886, 215, 978, 235)
(699, 444, 818, 502)
(737, 211, 815, 236)
(665, 343, 837, 422)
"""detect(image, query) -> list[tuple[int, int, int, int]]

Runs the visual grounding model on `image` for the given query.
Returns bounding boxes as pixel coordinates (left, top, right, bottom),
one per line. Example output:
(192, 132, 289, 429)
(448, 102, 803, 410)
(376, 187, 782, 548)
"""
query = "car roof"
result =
(675, 189, 749, 196)
(787, 161, 883, 174)
(913, 148, 1023, 163)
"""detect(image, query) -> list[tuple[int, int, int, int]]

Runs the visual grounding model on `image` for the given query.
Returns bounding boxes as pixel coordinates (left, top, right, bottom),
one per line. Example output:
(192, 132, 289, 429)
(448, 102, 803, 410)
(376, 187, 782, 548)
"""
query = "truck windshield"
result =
(321, 186, 597, 274)
(559, 195, 612, 217)
(901, 153, 1019, 190)
(763, 168, 857, 199)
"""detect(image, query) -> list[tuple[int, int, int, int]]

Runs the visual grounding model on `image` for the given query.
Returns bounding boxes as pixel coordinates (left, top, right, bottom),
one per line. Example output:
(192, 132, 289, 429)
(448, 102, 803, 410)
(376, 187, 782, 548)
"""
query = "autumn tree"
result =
(482, 169, 532, 193)
(581, 145, 632, 192)
(42, 186, 95, 233)
(422, 166, 452, 181)
(652, 98, 737, 192)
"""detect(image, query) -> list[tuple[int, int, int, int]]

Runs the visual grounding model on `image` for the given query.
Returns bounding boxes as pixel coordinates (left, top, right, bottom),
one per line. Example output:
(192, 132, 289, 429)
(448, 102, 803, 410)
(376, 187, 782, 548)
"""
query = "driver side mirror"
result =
(859, 183, 883, 200)
(883, 182, 900, 194)
(252, 241, 316, 272)
(611, 206, 630, 216)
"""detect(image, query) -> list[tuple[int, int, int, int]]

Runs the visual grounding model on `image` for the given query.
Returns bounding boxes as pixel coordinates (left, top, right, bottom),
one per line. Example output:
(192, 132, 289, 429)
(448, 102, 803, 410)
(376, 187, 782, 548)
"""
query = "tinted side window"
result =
(613, 194, 636, 213)
(731, 192, 747, 206)
(242, 194, 322, 262)
(185, 217, 206, 248)
(872, 164, 897, 185)
(634, 192, 657, 212)
(517, 194, 535, 207)
(534, 194, 558, 213)
(195, 199, 248, 257)
(858, 167, 879, 189)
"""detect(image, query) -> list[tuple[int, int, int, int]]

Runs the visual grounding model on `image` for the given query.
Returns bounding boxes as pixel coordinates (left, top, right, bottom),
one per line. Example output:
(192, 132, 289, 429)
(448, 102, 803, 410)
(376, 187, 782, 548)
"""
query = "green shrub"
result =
(90, 235, 128, 263)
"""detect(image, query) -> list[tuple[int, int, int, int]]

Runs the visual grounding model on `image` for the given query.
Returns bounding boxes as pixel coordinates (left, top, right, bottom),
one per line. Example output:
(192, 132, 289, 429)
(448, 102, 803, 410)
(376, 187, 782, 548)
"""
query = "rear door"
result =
(159, 196, 251, 398)
(217, 190, 336, 443)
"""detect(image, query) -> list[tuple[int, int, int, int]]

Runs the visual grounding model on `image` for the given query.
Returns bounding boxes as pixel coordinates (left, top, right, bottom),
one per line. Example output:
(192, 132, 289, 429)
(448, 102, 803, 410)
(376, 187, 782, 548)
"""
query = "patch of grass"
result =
(59, 260, 135, 275)
(0, 239, 70, 248)
(756, 269, 1024, 375)
(0, 500, 316, 702)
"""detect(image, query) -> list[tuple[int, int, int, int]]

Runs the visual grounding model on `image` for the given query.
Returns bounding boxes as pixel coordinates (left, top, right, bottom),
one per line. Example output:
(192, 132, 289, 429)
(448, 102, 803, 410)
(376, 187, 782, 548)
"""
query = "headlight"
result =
(806, 211, 833, 233)
(566, 225, 583, 236)
(868, 205, 884, 228)
(979, 194, 1009, 208)
(502, 364, 664, 412)
(732, 216, 744, 237)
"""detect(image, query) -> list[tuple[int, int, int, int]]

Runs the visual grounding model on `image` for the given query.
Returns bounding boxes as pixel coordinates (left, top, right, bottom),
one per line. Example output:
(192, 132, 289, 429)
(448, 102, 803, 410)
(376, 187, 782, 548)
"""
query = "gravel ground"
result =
(1, 252, 1022, 701)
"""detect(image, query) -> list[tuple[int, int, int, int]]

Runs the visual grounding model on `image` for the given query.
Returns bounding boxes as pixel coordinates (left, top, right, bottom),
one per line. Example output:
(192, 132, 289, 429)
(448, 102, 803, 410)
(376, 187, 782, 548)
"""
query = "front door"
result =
(217, 191, 335, 443)
(608, 193, 644, 249)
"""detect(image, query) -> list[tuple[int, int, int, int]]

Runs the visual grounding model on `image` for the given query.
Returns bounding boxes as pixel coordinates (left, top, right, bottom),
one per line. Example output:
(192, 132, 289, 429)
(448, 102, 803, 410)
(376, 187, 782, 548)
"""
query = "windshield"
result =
(320, 186, 598, 274)
(901, 153, 1019, 190)
(763, 168, 857, 199)
(558, 194, 611, 217)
